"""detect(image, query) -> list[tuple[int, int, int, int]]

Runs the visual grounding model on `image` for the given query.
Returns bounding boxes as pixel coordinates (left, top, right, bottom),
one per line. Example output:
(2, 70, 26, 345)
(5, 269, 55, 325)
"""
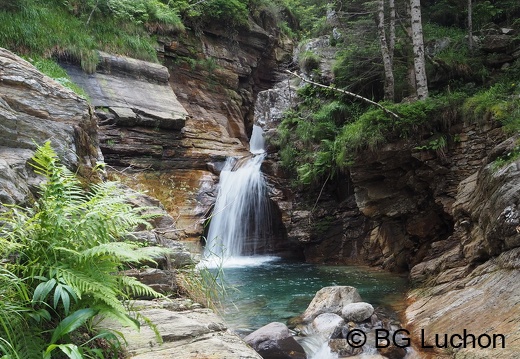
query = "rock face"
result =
(65, 16, 294, 244)
(405, 136, 520, 358)
(271, 119, 519, 356)
(0, 48, 102, 209)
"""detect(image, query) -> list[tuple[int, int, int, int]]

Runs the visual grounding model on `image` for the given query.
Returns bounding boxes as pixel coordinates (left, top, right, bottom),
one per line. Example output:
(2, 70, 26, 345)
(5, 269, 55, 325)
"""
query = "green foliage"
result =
(274, 89, 467, 186)
(463, 82, 520, 132)
(274, 0, 330, 38)
(492, 143, 520, 170)
(0, 0, 160, 72)
(333, 40, 383, 100)
(298, 50, 321, 74)
(0, 142, 163, 357)
(24, 56, 89, 98)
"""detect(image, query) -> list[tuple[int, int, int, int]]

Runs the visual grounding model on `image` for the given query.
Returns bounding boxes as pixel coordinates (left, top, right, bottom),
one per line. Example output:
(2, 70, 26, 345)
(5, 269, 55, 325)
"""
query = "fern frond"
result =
(80, 242, 160, 264)
(118, 276, 163, 299)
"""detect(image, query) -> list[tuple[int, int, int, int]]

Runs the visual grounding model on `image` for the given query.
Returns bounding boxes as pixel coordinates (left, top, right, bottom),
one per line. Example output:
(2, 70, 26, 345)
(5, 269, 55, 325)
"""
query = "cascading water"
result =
(203, 125, 274, 266)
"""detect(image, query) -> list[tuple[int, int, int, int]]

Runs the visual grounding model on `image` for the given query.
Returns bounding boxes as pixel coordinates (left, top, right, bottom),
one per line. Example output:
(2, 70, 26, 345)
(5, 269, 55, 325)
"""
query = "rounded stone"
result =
(341, 302, 374, 322)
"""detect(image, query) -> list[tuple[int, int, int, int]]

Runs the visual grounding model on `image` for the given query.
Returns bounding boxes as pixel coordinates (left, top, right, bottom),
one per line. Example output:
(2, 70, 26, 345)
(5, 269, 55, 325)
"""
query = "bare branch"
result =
(285, 70, 400, 120)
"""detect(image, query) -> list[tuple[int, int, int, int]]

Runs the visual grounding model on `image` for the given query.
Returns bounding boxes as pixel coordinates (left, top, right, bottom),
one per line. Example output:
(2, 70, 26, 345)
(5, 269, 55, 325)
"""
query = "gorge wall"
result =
(63, 16, 295, 251)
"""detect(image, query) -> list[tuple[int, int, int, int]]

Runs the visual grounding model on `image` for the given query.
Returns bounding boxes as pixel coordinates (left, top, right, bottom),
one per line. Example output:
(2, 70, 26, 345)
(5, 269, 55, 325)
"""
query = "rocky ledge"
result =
(105, 299, 262, 359)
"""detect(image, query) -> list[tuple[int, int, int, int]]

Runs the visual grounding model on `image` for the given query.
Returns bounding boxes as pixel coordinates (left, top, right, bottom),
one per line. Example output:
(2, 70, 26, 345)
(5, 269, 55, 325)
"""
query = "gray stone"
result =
(341, 302, 374, 322)
(0, 48, 102, 210)
(301, 286, 362, 323)
(312, 313, 345, 338)
(96, 51, 170, 84)
(122, 268, 176, 297)
(244, 322, 306, 359)
(103, 301, 262, 359)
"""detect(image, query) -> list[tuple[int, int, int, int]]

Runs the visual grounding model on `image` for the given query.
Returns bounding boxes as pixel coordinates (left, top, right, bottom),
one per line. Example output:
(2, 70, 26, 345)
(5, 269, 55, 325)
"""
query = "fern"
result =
(0, 142, 163, 357)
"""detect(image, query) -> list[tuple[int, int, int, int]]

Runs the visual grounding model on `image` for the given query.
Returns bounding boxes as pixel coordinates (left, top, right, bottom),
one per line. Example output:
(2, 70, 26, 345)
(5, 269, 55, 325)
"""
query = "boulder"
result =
(301, 286, 361, 322)
(312, 313, 344, 338)
(244, 322, 306, 359)
(341, 302, 374, 322)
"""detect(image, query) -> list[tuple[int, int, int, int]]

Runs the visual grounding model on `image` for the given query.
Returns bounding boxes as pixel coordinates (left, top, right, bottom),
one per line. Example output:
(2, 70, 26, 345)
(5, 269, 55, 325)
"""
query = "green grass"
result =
(0, 1, 159, 73)
(25, 56, 89, 98)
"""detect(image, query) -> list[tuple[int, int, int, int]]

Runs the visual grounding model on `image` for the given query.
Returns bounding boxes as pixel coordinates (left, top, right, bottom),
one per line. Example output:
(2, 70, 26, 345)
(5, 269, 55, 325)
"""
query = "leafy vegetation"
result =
(272, 81, 471, 186)
(0, 142, 163, 358)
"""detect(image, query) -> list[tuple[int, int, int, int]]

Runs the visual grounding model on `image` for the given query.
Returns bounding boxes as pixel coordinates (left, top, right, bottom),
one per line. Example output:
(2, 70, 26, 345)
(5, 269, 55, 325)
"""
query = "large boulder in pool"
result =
(301, 286, 362, 322)
(244, 322, 306, 359)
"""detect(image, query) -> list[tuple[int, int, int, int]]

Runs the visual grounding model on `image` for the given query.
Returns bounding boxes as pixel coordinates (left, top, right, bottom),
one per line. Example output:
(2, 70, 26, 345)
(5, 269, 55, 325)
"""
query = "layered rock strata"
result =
(0, 48, 102, 209)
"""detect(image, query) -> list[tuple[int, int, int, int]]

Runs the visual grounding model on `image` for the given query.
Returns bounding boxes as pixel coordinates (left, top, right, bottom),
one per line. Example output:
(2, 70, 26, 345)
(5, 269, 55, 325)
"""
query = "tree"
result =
(376, 0, 396, 101)
(467, 0, 473, 51)
(410, 0, 428, 99)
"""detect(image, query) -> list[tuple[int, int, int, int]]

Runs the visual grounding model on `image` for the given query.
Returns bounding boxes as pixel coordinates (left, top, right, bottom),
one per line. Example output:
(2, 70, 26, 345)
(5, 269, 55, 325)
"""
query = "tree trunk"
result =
(376, 0, 395, 101)
(468, 0, 474, 51)
(410, 0, 428, 99)
(389, 0, 396, 61)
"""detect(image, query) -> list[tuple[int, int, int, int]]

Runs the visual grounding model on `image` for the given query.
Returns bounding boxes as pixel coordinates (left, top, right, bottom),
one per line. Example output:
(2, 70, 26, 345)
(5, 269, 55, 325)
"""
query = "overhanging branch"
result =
(285, 70, 400, 120)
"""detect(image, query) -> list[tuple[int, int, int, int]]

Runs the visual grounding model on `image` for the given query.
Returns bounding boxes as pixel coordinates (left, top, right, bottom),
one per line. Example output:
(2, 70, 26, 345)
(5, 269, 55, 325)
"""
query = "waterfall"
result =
(249, 125, 265, 154)
(204, 125, 275, 266)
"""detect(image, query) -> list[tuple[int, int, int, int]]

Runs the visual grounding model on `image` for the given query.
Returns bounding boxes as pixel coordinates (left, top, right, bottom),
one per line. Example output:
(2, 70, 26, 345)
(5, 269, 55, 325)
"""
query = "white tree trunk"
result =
(468, 0, 474, 51)
(377, 0, 395, 101)
(410, 0, 428, 99)
(389, 0, 396, 61)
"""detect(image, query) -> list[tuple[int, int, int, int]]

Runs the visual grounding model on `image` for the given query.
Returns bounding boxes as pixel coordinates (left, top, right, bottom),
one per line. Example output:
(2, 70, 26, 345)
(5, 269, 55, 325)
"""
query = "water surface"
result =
(207, 257, 408, 336)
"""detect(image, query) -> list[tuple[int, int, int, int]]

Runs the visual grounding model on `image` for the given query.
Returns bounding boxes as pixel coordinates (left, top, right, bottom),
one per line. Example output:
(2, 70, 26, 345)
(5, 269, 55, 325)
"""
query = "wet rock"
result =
(301, 286, 361, 322)
(341, 302, 374, 322)
(244, 322, 306, 359)
(328, 338, 363, 357)
(378, 344, 407, 359)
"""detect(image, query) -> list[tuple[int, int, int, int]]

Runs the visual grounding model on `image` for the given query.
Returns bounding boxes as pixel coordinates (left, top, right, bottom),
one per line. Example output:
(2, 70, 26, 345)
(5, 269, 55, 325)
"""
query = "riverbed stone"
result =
(341, 302, 374, 322)
(301, 286, 362, 323)
(244, 322, 306, 359)
(312, 313, 345, 338)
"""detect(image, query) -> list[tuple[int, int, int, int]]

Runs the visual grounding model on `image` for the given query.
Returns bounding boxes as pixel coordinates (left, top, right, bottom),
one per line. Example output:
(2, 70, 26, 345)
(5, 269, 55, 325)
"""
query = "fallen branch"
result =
(285, 70, 400, 120)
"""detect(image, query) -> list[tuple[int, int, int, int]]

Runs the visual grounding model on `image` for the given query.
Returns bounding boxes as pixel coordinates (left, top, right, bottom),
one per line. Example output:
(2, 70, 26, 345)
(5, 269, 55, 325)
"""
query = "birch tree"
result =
(468, 0, 474, 51)
(376, 0, 395, 101)
(410, 0, 428, 99)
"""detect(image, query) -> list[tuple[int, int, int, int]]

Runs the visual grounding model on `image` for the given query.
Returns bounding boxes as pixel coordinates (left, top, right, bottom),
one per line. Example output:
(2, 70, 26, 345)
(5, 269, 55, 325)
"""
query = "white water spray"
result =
(249, 125, 265, 154)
